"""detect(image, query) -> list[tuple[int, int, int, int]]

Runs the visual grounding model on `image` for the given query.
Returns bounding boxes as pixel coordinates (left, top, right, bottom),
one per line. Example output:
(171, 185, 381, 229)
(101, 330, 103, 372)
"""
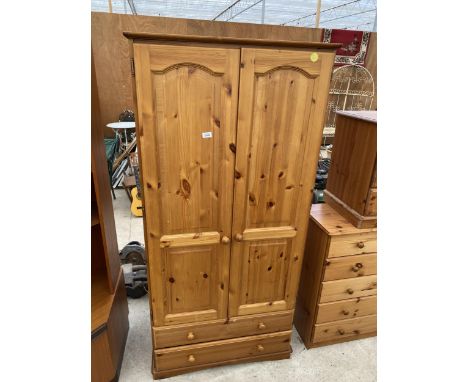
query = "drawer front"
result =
(313, 315, 376, 343)
(328, 232, 376, 258)
(320, 275, 377, 303)
(153, 310, 293, 348)
(323, 253, 377, 281)
(316, 296, 377, 323)
(154, 331, 291, 372)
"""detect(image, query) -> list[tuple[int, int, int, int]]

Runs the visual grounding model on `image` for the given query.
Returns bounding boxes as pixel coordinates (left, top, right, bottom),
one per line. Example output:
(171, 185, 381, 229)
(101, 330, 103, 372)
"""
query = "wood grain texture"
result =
(159, 232, 220, 248)
(153, 348, 290, 379)
(313, 314, 376, 343)
(320, 275, 377, 303)
(153, 310, 292, 348)
(323, 253, 377, 281)
(133, 43, 239, 326)
(365, 188, 377, 216)
(294, 204, 377, 348)
(91, 271, 129, 382)
(324, 111, 377, 227)
(309, 203, 376, 236)
(154, 331, 291, 372)
(326, 113, 377, 215)
(293, 216, 329, 348)
(316, 296, 376, 323)
(91, 12, 376, 137)
(328, 231, 377, 258)
(324, 190, 377, 229)
(91, 52, 121, 292)
(91, 331, 114, 382)
(228, 47, 335, 318)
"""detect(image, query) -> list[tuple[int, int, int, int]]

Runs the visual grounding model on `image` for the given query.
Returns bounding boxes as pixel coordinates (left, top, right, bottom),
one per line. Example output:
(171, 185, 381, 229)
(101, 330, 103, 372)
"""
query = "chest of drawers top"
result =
(310, 204, 377, 236)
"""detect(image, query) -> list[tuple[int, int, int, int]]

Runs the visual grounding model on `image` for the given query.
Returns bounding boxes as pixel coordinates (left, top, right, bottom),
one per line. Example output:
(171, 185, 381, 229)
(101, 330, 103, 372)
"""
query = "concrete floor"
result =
(112, 189, 377, 381)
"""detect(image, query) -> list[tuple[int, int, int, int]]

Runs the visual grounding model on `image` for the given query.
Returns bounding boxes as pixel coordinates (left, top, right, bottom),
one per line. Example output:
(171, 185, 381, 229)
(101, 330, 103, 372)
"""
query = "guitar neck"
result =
(130, 153, 142, 195)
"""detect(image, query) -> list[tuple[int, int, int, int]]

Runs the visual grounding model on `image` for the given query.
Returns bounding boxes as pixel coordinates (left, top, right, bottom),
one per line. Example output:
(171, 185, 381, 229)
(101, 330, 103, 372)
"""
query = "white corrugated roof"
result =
(91, 0, 377, 31)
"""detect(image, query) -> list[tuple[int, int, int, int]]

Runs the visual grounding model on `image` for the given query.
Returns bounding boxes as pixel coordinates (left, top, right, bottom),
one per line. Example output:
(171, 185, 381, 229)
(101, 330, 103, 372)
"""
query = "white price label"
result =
(202, 131, 213, 139)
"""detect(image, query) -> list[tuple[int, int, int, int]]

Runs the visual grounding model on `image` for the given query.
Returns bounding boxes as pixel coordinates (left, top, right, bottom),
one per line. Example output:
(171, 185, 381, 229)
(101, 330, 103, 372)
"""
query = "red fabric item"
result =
(322, 29, 370, 66)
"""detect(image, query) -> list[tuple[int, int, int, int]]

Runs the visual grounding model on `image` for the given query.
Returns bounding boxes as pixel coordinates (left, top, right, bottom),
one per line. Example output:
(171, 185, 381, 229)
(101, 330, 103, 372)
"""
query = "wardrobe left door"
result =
(133, 43, 240, 326)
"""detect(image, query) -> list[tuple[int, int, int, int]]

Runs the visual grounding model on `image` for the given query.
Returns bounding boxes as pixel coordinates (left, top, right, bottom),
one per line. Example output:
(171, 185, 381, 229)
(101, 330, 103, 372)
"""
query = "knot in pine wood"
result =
(180, 178, 191, 199)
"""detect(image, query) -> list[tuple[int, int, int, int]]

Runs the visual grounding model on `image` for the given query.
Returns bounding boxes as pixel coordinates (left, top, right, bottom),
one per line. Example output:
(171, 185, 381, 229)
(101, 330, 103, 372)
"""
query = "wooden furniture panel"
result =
(323, 253, 377, 281)
(153, 310, 292, 348)
(313, 315, 376, 344)
(294, 203, 377, 348)
(316, 296, 377, 323)
(133, 42, 239, 326)
(154, 331, 291, 372)
(328, 232, 377, 258)
(91, 52, 128, 382)
(127, 31, 337, 377)
(229, 47, 335, 318)
(365, 188, 377, 216)
(324, 110, 377, 228)
(92, 12, 376, 139)
(320, 275, 377, 303)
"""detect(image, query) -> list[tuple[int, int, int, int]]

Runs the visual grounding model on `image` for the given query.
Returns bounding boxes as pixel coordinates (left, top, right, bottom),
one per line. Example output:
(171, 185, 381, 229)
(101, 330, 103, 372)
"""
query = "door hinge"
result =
(130, 57, 135, 77)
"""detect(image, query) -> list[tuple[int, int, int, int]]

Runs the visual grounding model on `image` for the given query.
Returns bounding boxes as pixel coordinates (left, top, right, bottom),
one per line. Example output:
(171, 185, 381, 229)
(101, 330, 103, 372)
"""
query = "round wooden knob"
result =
(235, 233, 243, 242)
(258, 322, 266, 330)
(188, 355, 196, 363)
(338, 329, 345, 335)
(342, 310, 350, 316)
(257, 344, 264, 351)
(351, 266, 359, 272)
(221, 236, 230, 244)
(347, 288, 354, 295)
(187, 332, 195, 340)
(357, 241, 365, 249)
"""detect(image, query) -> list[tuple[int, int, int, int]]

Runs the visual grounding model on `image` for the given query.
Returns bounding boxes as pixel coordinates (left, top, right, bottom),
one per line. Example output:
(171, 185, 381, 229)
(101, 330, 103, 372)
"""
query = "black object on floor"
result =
(120, 241, 148, 298)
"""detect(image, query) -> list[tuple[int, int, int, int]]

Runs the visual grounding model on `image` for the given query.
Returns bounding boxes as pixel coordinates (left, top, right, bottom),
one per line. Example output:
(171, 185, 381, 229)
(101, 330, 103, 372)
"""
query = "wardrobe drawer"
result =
(328, 232, 376, 258)
(323, 253, 377, 281)
(320, 275, 377, 303)
(313, 315, 376, 344)
(153, 311, 293, 348)
(316, 296, 377, 324)
(154, 331, 291, 372)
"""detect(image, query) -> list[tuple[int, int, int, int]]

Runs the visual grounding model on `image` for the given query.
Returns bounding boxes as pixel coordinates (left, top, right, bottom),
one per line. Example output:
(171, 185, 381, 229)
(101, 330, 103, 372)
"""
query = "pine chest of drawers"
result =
(294, 203, 377, 348)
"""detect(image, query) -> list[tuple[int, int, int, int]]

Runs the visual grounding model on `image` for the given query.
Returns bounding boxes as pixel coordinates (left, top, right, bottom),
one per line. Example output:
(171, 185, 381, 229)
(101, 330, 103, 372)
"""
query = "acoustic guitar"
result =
(129, 152, 143, 217)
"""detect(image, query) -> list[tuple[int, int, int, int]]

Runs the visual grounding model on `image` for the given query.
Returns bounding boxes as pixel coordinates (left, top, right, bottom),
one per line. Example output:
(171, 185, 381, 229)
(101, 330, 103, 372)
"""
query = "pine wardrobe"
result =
(125, 31, 338, 379)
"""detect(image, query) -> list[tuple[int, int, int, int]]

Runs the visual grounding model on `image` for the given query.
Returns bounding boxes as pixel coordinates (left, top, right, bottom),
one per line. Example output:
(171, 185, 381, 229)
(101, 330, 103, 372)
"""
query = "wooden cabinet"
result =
(294, 203, 377, 348)
(91, 53, 129, 381)
(324, 110, 377, 228)
(126, 32, 338, 378)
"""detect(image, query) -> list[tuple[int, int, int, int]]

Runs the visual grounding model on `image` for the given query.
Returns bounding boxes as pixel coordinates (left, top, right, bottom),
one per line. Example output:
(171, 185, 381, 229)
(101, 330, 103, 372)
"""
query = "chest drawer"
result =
(313, 315, 376, 344)
(323, 253, 377, 281)
(316, 296, 377, 324)
(153, 310, 292, 348)
(328, 232, 376, 258)
(154, 331, 291, 372)
(320, 275, 377, 303)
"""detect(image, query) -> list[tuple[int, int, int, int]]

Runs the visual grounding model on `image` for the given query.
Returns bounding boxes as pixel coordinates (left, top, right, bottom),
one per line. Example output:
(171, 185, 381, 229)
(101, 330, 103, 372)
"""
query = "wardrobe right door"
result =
(228, 47, 335, 317)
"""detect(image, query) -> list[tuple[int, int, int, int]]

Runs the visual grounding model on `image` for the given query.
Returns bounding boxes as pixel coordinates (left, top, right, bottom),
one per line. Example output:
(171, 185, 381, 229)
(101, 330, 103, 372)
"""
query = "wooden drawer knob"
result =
(221, 236, 230, 244)
(351, 266, 359, 272)
(342, 310, 350, 316)
(357, 241, 365, 249)
(188, 355, 196, 363)
(347, 288, 354, 295)
(257, 344, 264, 351)
(258, 322, 266, 330)
(187, 332, 195, 340)
(235, 233, 243, 242)
(338, 329, 345, 335)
